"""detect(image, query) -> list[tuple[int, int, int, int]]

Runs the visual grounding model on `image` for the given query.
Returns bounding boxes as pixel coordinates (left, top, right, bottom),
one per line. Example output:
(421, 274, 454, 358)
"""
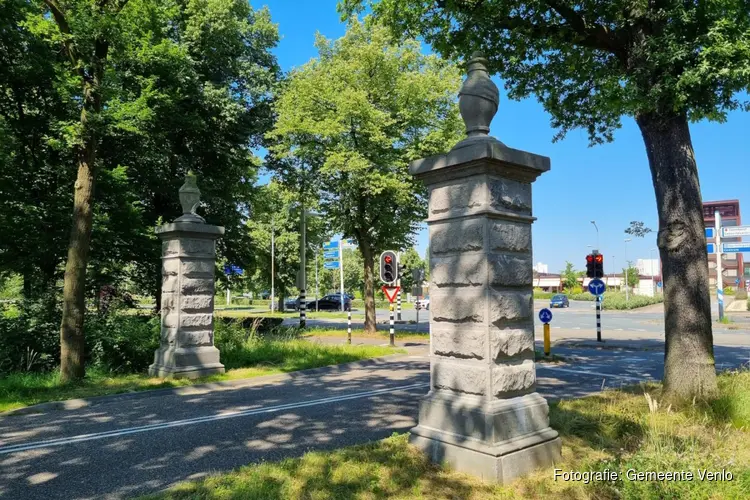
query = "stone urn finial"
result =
(453, 52, 502, 150)
(176, 171, 205, 223)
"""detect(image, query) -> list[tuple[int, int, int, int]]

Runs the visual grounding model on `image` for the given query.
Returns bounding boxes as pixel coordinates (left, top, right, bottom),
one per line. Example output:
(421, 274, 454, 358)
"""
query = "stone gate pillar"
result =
(408, 53, 561, 482)
(148, 172, 225, 379)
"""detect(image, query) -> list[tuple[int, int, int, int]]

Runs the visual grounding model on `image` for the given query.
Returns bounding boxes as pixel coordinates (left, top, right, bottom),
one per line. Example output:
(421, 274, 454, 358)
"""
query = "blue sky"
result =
(258, 0, 749, 275)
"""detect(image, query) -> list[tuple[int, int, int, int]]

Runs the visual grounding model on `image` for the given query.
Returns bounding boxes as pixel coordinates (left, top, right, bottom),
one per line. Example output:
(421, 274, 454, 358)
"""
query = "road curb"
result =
(552, 339, 664, 351)
(1, 353, 413, 417)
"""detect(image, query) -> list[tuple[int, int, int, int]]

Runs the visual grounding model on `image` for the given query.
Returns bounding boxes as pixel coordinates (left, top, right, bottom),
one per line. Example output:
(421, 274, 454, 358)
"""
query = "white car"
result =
(415, 297, 430, 310)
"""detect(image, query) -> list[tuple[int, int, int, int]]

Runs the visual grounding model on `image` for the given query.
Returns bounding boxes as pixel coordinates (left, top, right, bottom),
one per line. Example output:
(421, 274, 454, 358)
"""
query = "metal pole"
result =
(339, 239, 345, 312)
(397, 279, 402, 321)
(389, 304, 395, 347)
(347, 310, 352, 345)
(270, 216, 275, 312)
(596, 297, 602, 342)
(543, 323, 550, 356)
(416, 297, 419, 328)
(299, 203, 306, 329)
(591, 220, 599, 251)
(624, 239, 631, 302)
(315, 247, 319, 310)
(716, 210, 724, 322)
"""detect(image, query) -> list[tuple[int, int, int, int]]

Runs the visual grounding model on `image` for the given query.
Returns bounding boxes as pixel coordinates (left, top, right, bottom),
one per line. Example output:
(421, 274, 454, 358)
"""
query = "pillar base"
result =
(148, 346, 225, 379)
(409, 391, 562, 483)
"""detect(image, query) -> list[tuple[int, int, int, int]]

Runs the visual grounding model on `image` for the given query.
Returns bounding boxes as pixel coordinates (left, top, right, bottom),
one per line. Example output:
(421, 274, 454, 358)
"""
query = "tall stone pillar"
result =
(408, 53, 561, 482)
(148, 172, 225, 379)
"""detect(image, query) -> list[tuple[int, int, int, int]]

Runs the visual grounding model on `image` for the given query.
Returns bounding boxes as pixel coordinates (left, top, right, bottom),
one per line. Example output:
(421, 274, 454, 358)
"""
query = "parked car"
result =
(550, 294, 570, 308)
(331, 292, 355, 301)
(308, 294, 352, 311)
(415, 297, 430, 310)
(258, 290, 271, 300)
(284, 297, 302, 310)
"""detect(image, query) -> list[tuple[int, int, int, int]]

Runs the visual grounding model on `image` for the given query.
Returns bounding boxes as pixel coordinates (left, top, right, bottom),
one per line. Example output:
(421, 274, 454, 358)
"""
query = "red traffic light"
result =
(384, 255, 392, 264)
(595, 255, 603, 263)
(586, 254, 594, 263)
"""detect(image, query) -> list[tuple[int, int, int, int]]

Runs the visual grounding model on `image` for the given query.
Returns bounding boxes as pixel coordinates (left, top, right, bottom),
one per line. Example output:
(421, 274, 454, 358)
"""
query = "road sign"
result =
(722, 226, 750, 238)
(538, 308, 553, 324)
(323, 250, 339, 259)
(588, 278, 606, 296)
(323, 240, 338, 249)
(707, 243, 716, 254)
(382, 285, 400, 303)
(657, 281, 663, 288)
(323, 261, 340, 270)
(705, 227, 715, 239)
(721, 242, 750, 253)
(411, 286, 423, 297)
(223, 265, 243, 275)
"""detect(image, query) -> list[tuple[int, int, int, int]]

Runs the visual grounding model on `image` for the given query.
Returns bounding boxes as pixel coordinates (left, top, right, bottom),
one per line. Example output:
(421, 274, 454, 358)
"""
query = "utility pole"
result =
(339, 239, 345, 312)
(315, 247, 319, 310)
(299, 201, 307, 329)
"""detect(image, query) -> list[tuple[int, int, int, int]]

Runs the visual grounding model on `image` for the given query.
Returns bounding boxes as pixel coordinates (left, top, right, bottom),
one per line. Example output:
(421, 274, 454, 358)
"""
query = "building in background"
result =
(704, 200, 744, 289)
(636, 259, 660, 277)
(534, 262, 548, 274)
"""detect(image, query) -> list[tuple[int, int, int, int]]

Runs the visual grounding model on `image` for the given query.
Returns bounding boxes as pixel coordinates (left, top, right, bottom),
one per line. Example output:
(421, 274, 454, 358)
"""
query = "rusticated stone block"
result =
(179, 313, 213, 328)
(162, 275, 179, 293)
(160, 327, 177, 345)
(490, 290, 533, 324)
(430, 180, 484, 216)
(181, 278, 213, 295)
(181, 260, 214, 277)
(490, 328, 534, 359)
(491, 360, 536, 397)
(162, 313, 178, 328)
(432, 326, 486, 359)
(432, 293, 484, 324)
(431, 254, 486, 288)
(181, 295, 213, 311)
(162, 239, 181, 256)
(489, 178, 531, 213)
(431, 221, 484, 255)
(161, 294, 176, 310)
(179, 330, 213, 347)
(162, 258, 179, 276)
(489, 222, 531, 253)
(489, 254, 532, 286)
(181, 239, 214, 256)
(433, 361, 487, 395)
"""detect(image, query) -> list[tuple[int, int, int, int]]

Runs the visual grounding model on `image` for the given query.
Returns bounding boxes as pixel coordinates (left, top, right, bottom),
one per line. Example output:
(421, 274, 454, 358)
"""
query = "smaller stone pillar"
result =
(148, 172, 225, 379)
(408, 53, 561, 482)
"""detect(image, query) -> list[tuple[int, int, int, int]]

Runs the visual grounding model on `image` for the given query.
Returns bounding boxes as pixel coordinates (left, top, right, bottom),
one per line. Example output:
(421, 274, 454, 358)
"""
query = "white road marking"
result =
(0, 383, 429, 455)
(539, 365, 652, 382)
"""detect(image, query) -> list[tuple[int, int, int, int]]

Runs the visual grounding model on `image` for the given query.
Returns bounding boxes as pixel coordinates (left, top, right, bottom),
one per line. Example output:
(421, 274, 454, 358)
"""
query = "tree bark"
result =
(636, 111, 718, 404)
(360, 240, 377, 334)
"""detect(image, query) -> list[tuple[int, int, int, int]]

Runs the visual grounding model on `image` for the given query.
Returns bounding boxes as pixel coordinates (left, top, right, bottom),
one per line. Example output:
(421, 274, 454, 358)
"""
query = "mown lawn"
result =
(143, 370, 750, 500)
(0, 341, 403, 413)
(302, 327, 430, 342)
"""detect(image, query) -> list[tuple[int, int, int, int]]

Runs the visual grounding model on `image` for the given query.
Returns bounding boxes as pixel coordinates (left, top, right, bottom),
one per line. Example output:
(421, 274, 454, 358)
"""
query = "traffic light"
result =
(594, 254, 604, 278)
(586, 254, 595, 278)
(380, 251, 398, 284)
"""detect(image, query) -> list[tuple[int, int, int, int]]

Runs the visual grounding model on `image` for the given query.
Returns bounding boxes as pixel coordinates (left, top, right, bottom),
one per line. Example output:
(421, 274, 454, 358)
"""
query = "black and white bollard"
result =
(347, 310, 352, 345)
(299, 289, 306, 329)
(397, 288, 402, 321)
(596, 296, 602, 342)
(389, 304, 395, 347)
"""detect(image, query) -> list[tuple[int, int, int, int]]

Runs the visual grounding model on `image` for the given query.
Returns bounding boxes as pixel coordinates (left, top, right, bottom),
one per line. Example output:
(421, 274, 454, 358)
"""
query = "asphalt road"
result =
(3, 341, 750, 500)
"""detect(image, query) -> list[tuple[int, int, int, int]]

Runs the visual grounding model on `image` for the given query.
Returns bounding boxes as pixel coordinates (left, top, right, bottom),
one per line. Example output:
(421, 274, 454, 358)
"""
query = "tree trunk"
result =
(636, 111, 718, 404)
(360, 241, 377, 334)
(60, 148, 96, 382)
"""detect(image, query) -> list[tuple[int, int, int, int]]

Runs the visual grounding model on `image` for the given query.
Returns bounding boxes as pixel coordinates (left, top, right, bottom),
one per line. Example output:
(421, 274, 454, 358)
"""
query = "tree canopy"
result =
(267, 18, 463, 332)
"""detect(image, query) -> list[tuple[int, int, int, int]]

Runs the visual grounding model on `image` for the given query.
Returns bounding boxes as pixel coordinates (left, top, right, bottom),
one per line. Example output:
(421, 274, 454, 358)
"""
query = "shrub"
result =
(533, 289, 555, 299)
(0, 295, 60, 374)
(86, 314, 160, 373)
(724, 287, 736, 296)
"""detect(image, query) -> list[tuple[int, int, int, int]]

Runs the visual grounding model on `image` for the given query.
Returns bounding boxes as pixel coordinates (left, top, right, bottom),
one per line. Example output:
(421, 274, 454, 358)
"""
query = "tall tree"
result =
(268, 18, 463, 333)
(398, 247, 425, 291)
(560, 262, 581, 291)
(24, 0, 279, 380)
(341, 0, 750, 402)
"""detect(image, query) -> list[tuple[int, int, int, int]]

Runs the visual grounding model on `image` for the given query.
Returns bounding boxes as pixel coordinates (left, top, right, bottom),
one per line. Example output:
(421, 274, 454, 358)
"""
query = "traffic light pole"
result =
(389, 304, 395, 347)
(596, 298, 602, 342)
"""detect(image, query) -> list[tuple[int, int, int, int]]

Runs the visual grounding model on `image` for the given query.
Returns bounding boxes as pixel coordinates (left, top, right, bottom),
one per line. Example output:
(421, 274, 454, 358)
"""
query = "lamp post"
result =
(270, 215, 275, 312)
(590, 220, 599, 252)
(624, 238, 632, 301)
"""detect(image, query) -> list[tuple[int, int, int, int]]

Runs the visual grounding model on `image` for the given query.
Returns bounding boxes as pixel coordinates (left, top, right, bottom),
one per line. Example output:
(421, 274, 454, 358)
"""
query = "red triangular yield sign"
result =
(382, 285, 400, 303)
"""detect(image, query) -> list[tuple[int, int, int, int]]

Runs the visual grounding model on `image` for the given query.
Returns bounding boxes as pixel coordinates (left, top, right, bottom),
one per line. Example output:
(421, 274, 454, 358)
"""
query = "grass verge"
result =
(143, 370, 750, 500)
(302, 327, 430, 342)
(0, 341, 402, 413)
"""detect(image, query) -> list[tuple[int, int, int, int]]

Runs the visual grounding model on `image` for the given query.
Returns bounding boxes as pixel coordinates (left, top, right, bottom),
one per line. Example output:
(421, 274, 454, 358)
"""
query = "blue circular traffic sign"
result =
(539, 308, 553, 324)
(588, 278, 606, 296)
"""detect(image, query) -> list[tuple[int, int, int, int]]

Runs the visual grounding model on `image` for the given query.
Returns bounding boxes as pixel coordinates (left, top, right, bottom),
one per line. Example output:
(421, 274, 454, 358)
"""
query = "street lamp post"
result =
(624, 238, 632, 301)
(270, 215, 275, 312)
(590, 220, 599, 251)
